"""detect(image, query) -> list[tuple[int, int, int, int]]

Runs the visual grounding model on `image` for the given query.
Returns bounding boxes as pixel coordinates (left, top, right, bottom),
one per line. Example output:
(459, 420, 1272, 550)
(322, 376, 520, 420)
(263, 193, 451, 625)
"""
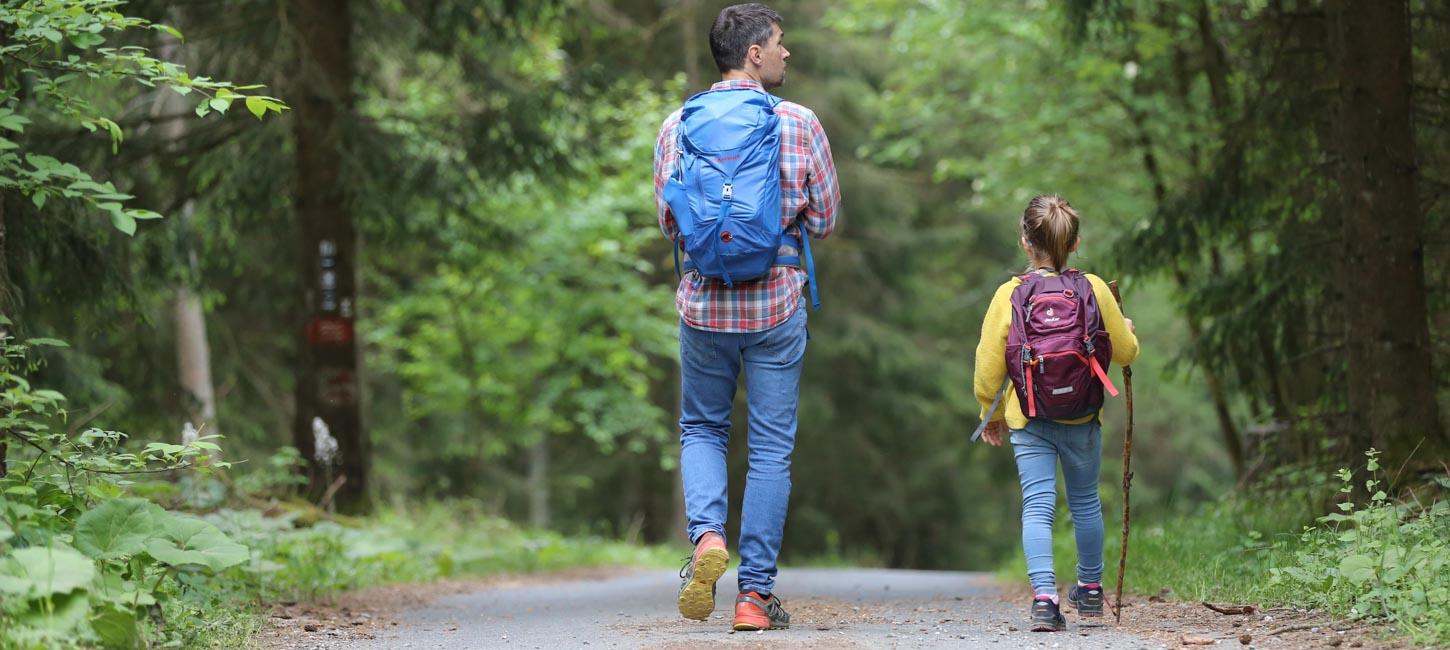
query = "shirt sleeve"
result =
(654, 113, 680, 241)
(974, 280, 1018, 421)
(801, 111, 840, 239)
(1087, 274, 1141, 367)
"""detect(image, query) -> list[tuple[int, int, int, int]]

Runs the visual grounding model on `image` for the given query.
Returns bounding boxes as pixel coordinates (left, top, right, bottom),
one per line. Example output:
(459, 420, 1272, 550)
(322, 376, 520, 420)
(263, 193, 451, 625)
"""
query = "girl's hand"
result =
(981, 420, 1005, 447)
(1124, 317, 1135, 333)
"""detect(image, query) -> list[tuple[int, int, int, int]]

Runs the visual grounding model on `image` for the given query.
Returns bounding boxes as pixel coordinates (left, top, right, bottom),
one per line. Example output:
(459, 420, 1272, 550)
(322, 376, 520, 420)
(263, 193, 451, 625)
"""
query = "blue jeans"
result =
(679, 306, 807, 597)
(1010, 418, 1105, 596)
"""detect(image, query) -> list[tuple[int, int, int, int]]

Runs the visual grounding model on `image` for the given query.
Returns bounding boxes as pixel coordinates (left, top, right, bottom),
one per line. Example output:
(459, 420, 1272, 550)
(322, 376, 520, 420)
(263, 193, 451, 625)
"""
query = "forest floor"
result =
(250, 567, 1411, 649)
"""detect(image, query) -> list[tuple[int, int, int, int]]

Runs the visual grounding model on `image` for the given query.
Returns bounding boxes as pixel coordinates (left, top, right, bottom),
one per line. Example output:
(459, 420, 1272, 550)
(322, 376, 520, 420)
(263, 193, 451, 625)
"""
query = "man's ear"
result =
(747, 43, 762, 66)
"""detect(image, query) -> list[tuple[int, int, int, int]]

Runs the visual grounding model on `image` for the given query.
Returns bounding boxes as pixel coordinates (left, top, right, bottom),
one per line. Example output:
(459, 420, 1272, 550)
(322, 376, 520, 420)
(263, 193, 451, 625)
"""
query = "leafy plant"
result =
(1266, 450, 1450, 644)
(0, 326, 250, 648)
(228, 446, 307, 500)
(0, 0, 286, 234)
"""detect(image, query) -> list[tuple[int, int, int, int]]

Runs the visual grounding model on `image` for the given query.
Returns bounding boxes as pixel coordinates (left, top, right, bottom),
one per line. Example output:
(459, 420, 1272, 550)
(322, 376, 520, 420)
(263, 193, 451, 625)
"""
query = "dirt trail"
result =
(253, 568, 1407, 650)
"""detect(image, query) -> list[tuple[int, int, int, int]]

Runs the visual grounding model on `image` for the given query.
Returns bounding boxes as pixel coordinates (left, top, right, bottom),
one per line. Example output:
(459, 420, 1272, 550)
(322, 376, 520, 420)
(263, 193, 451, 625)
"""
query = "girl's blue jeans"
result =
(1010, 418, 1105, 596)
(678, 307, 807, 597)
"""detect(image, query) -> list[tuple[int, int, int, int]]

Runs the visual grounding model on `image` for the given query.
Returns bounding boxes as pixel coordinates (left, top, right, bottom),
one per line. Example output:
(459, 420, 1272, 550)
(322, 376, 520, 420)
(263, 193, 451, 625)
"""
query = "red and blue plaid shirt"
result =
(654, 79, 841, 333)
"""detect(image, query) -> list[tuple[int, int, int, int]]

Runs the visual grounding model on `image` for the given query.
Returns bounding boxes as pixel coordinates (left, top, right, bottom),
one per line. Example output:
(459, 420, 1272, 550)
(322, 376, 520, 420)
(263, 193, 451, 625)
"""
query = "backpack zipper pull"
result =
(722, 183, 733, 201)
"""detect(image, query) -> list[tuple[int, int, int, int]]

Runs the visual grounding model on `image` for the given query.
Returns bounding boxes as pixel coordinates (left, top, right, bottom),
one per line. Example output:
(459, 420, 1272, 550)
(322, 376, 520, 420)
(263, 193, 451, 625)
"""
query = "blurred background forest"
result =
(4, 0, 1447, 578)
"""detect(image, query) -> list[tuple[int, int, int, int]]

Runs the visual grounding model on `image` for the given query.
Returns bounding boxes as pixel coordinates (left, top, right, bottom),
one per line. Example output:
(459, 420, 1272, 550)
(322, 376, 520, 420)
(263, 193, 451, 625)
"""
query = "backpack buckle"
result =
(722, 183, 733, 201)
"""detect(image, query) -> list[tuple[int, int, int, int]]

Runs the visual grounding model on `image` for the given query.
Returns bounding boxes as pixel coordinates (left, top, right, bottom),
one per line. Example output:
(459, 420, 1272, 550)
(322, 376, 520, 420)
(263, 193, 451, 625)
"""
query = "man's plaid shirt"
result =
(654, 79, 841, 333)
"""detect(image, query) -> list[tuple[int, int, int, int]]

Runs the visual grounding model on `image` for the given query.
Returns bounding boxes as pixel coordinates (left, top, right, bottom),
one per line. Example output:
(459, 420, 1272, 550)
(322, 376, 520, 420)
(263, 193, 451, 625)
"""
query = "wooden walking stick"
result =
(1108, 281, 1134, 623)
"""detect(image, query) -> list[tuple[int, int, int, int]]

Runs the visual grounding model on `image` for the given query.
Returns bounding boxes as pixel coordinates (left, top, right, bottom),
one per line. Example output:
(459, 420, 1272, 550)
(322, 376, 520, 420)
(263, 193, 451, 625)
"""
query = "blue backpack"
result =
(661, 87, 820, 310)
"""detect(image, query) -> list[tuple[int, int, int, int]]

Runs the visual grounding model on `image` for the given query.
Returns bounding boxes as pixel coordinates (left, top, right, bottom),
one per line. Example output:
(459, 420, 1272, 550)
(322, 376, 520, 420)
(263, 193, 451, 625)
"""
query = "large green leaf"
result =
(0, 545, 97, 597)
(74, 498, 168, 560)
(144, 515, 249, 572)
(9, 592, 92, 642)
(1339, 554, 1378, 584)
(91, 604, 141, 649)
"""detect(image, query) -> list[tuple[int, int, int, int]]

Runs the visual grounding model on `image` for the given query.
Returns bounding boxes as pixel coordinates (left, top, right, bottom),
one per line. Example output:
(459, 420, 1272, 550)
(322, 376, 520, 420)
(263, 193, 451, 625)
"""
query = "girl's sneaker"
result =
(1030, 596, 1067, 632)
(1067, 583, 1104, 617)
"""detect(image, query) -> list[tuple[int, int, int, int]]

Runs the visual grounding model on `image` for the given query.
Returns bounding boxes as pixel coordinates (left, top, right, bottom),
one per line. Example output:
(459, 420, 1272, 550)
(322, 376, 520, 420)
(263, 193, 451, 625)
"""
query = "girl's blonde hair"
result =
(1021, 194, 1080, 271)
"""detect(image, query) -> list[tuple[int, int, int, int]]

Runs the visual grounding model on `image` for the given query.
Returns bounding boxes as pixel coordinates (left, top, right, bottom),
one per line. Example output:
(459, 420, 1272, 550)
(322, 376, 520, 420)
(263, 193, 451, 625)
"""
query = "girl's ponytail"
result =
(1021, 194, 1080, 271)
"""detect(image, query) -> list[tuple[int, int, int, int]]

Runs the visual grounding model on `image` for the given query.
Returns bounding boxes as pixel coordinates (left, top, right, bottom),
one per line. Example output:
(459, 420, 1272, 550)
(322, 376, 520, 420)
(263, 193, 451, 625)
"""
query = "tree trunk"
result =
(1327, 0, 1446, 479)
(154, 31, 221, 439)
(173, 218, 218, 432)
(1195, 0, 1232, 123)
(291, 0, 370, 513)
(527, 438, 550, 529)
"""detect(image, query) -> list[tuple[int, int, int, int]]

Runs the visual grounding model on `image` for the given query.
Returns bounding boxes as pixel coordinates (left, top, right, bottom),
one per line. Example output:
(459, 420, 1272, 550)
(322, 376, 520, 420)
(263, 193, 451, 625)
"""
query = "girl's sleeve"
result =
(974, 281, 1017, 421)
(1087, 274, 1140, 367)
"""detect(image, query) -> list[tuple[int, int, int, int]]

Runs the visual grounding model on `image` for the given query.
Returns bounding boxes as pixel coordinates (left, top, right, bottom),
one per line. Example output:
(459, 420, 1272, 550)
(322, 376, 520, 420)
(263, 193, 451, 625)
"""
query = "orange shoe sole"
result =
(733, 602, 785, 630)
(732, 616, 771, 631)
(677, 547, 728, 621)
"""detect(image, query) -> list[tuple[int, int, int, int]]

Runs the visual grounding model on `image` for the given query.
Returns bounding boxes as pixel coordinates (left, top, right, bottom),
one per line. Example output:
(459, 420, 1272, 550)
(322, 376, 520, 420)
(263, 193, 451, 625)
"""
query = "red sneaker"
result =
(733, 591, 790, 631)
(676, 532, 728, 621)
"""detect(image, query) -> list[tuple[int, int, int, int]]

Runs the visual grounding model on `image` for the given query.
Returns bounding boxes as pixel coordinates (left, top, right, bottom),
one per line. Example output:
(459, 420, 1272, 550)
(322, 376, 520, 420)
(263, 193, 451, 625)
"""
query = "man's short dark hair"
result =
(709, 4, 782, 73)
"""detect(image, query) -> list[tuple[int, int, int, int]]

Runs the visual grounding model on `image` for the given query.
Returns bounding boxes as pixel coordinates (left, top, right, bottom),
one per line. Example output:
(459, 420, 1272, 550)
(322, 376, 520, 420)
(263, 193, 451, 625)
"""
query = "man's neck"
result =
(721, 69, 763, 85)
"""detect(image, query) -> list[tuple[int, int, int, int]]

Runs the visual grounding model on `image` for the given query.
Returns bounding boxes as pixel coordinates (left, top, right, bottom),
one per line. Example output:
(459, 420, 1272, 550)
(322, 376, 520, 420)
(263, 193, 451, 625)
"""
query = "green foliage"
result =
(1, 326, 667, 647)
(142, 515, 248, 573)
(73, 498, 168, 559)
(228, 446, 307, 498)
(0, 546, 97, 598)
(363, 78, 678, 499)
(0, 0, 285, 235)
(0, 332, 249, 648)
(1266, 452, 1450, 644)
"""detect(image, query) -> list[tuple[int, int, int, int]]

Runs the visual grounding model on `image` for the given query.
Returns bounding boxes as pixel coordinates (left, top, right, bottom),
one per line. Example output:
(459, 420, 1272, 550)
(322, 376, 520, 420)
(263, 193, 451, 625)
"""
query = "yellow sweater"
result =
(974, 272, 1140, 429)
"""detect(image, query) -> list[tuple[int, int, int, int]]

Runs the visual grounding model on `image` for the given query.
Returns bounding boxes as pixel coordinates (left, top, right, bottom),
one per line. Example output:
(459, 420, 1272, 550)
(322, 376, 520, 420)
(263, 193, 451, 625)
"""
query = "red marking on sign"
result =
(319, 369, 357, 406)
(306, 317, 354, 346)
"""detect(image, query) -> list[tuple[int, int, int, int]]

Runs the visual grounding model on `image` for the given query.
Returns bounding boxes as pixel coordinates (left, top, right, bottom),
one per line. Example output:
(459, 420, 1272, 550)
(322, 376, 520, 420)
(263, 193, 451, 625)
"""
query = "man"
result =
(653, 3, 840, 632)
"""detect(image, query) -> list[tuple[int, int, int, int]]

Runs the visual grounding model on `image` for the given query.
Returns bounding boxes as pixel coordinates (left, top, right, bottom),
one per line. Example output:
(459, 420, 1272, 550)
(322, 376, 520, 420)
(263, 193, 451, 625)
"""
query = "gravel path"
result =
(332, 568, 1164, 649)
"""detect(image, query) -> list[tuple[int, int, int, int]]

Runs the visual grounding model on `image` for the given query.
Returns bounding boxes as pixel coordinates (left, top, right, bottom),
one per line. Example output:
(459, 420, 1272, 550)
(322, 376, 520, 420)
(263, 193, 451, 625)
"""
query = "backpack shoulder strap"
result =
(1008, 273, 1038, 336)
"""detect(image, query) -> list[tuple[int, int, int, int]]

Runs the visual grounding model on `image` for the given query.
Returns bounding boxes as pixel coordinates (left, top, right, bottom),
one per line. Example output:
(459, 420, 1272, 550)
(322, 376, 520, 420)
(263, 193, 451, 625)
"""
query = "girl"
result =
(974, 194, 1139, 631)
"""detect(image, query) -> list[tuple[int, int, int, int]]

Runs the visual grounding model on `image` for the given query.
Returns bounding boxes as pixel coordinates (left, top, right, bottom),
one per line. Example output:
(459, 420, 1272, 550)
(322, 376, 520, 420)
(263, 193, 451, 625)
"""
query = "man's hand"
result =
(981, 420, 1005, 447)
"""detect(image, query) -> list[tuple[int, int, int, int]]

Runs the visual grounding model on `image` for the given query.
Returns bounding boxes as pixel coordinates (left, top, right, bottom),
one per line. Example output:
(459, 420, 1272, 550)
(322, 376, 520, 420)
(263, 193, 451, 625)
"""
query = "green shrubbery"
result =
(1265, 452, 1450, 644)
(0, 329, 244, 648)
(1000, 451, 1450, 646)
(0, 331, 670, 648)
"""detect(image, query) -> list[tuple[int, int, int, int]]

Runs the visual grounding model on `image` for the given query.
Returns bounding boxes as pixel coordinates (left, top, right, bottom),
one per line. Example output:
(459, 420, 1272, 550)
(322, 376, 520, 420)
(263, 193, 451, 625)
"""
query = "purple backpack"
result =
(1006, 269, 1119, 420)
